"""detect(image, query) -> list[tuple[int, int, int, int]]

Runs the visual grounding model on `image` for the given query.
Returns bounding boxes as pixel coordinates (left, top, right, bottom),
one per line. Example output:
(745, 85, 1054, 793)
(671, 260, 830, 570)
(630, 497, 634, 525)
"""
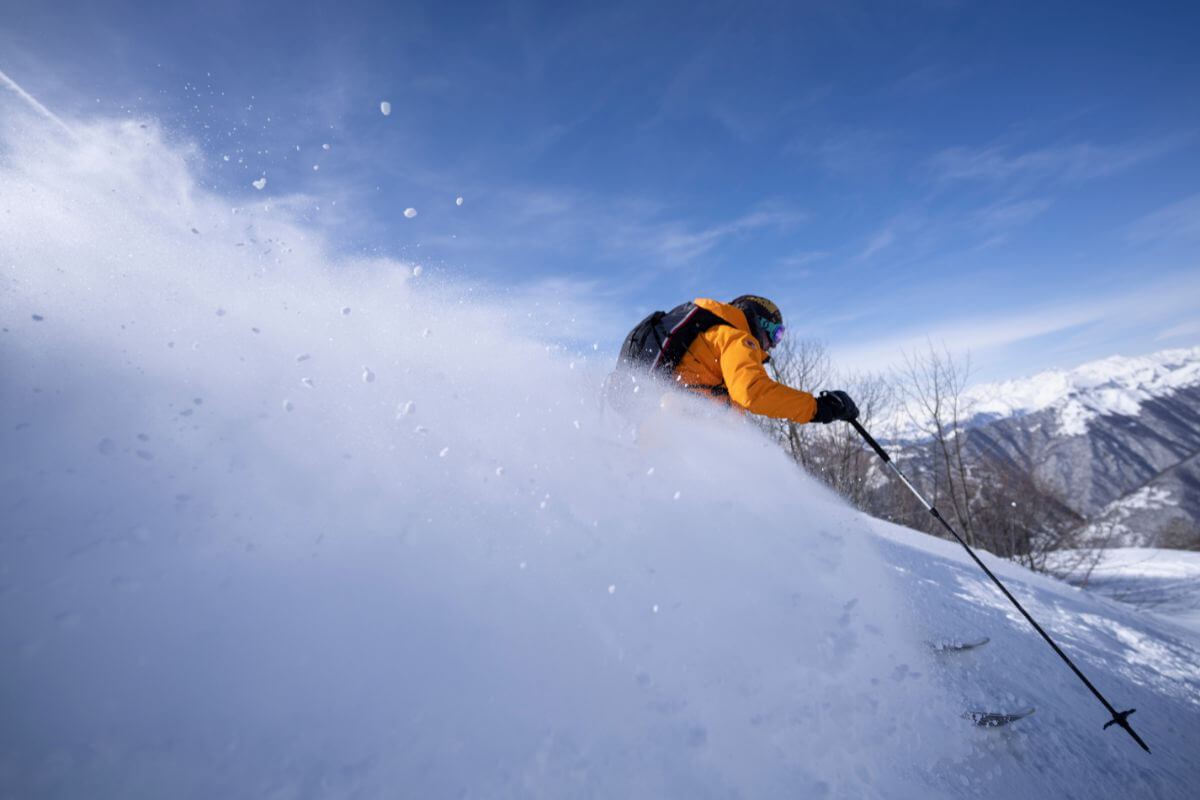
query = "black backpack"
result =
(616, 302, 731, 377)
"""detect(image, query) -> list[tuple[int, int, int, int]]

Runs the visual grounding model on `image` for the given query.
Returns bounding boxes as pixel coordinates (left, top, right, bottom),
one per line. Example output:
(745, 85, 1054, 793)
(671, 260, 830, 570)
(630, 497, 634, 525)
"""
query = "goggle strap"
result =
(759, 316, 785, 344)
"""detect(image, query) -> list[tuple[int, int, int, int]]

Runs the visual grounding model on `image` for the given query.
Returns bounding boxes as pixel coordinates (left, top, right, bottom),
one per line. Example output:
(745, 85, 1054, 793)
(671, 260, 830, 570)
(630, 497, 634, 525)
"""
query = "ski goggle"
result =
(759, 317, 786, 347)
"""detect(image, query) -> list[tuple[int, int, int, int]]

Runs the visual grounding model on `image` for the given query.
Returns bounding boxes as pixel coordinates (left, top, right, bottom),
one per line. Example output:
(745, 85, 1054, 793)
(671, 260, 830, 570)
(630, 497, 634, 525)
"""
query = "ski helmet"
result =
(730, 295, 785, 348)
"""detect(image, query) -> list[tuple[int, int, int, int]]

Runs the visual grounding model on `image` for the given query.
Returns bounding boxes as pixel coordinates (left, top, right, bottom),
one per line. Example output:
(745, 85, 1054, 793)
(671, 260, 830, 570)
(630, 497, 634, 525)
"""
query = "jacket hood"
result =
(692, 298, 753, 335)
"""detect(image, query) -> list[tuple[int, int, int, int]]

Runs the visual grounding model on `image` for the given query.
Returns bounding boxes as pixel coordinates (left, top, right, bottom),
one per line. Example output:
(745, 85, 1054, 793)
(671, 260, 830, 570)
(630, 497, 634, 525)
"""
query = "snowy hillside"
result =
(3, 111, 1200, 799)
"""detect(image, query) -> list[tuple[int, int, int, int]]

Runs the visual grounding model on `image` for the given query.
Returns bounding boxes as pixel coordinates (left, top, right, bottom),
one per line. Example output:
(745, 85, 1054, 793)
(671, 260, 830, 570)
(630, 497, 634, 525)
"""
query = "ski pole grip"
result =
(849, 419, 891, 463)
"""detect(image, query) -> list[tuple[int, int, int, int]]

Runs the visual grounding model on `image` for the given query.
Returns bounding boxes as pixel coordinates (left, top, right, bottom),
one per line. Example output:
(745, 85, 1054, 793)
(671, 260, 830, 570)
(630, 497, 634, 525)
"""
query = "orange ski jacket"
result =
(673, 298, 818, 424)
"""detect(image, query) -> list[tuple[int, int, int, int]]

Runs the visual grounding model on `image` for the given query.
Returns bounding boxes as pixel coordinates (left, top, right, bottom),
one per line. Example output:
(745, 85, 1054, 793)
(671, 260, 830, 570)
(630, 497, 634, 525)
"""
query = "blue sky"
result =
(3, 0, 1198, 382)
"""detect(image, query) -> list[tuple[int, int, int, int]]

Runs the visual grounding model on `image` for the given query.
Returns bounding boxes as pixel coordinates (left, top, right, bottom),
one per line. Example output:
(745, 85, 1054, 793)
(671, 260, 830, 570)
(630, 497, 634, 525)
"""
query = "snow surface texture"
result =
(2, 112, 1199, 798)
(870, 524, 1200, 784)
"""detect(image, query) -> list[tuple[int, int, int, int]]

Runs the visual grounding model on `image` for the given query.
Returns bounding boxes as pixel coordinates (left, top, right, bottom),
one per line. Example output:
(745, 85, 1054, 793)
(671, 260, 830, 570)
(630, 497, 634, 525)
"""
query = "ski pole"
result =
(848, 418, 1151, 754)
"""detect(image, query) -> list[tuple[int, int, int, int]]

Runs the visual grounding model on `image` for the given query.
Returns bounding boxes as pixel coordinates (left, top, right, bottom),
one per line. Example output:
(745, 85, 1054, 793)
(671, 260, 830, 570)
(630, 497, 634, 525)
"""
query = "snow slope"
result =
(1048, 548, 1200, 636)
(2, 111, 1199, 799)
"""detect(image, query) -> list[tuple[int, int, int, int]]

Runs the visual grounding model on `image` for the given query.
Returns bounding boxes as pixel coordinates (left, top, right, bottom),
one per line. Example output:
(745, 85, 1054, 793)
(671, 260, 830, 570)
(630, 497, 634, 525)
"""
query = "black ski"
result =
(928, 636, 990, 653)
(964, 707, 1035, 728)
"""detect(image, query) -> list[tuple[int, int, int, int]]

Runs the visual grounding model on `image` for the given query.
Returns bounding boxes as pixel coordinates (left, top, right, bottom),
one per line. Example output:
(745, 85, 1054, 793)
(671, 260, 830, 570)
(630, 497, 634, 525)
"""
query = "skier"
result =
(613, 295, 859, 426)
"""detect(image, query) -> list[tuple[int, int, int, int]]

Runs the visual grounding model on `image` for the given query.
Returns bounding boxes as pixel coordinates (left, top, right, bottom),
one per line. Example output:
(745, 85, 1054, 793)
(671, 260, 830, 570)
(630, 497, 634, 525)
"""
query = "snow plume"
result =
(0, 109, 960, 796)
(0, 111, 966, 797)
(5, 107, 1200, 800)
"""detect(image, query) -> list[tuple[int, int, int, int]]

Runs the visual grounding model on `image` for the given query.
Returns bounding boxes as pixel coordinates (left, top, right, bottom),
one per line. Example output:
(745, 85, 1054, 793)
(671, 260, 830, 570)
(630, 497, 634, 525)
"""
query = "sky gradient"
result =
(3, 0, 1198, 383)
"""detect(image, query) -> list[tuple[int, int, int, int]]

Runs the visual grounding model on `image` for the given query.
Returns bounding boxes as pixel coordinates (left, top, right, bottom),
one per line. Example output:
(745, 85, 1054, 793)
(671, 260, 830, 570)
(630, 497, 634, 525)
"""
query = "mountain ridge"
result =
(891, 346, 1200, 546)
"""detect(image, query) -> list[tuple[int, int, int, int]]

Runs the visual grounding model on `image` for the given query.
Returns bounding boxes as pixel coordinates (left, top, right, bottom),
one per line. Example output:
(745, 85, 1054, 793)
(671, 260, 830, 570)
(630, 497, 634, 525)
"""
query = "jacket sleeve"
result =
(713, 327, 818, 423)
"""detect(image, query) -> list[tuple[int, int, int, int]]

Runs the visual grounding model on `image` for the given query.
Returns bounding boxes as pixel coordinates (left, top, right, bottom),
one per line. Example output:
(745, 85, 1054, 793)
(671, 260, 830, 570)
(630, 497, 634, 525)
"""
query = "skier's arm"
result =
(714, 328, 818, 423)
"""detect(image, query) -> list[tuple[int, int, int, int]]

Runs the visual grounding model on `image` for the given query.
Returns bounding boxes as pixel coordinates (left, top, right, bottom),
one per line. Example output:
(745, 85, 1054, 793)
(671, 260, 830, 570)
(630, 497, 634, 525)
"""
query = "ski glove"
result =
(811, 390, 859, 424)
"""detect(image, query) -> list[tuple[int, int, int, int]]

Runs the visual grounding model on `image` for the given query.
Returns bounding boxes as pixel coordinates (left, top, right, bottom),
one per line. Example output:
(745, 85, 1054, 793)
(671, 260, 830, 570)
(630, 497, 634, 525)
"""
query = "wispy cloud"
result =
(910, 135, 1189, 254)
(774, 250, 827, 272)
(926, 137, 1181, 185)
(412, 181, 807, 282)
(889, 63, 970, 97)
(857, 213, 929, 261)
(650, 207, 807, 265)
(968, 197, 1053, 233)
(1127, 192, 1200, 244)
(833, 305, 1106, 375)
(1155, 319, 1200, 342)
(828, 272, 1200, 378)
(859, 227, 896, 260)
(786, 128, 896, 175)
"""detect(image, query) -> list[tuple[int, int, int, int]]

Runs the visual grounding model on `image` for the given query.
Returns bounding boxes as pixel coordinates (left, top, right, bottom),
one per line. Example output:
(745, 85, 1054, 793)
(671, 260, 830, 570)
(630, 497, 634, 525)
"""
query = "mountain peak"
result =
(964, 346, 1200, 435)
(886, 346, 1200, 440)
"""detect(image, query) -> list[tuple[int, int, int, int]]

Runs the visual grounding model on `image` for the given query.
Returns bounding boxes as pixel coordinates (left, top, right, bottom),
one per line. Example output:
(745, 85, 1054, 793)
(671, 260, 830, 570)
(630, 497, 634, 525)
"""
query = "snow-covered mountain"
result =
(963, 348, 1200, 435)
(3, 109, 1200, 798)
(891, 348, 1200, 546)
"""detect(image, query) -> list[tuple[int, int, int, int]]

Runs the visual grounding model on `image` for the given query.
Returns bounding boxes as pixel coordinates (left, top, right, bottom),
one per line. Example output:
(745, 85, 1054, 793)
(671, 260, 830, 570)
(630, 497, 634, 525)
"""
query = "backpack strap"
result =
(650, 303, 731, 374)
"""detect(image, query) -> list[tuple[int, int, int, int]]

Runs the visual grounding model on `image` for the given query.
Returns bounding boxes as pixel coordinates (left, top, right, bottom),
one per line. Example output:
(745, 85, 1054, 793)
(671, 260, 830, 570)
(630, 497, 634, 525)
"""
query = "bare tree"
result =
(893, 343, 979, 545)
(762, 338, 895, 513)
(1155, 517, 1200, 551)
(762, 336, 832, 473)
(761, 336, 1111, 576)
(1047, 520, 1121, 588)
(813, 372, 893, 508)
(970, 458, 1088, 571)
